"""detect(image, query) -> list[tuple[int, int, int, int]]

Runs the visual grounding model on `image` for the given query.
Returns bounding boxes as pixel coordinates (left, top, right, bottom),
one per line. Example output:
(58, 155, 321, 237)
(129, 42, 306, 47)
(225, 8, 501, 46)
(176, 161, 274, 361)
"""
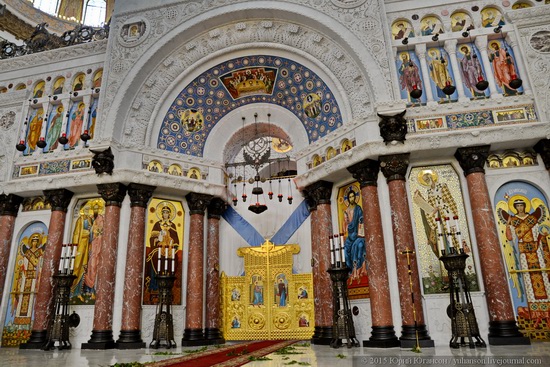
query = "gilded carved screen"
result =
(221, 241, 314, 340)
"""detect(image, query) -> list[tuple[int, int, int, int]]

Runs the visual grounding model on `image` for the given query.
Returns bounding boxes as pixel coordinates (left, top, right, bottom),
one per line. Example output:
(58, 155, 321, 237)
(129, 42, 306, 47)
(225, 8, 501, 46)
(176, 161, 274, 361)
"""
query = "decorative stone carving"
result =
(127, 183, 155, 208)
(207, 197, 227, 219)
(43, 189, 74, 212)
(97, 183, 127, 207)
(0, 111, 15, 129)
(379, 153, 409, 182)
(303, 180, 333, 211)
(91, 147, 115, 175)
(378, 111, 407, 144)
(186, 193, 213, 215)
(347, 159, 379, 187)
(454, 145, 491, 176)
(0, 193, 23, 216)
(529, 30, 550, 53)
(102, 1, 392, 147)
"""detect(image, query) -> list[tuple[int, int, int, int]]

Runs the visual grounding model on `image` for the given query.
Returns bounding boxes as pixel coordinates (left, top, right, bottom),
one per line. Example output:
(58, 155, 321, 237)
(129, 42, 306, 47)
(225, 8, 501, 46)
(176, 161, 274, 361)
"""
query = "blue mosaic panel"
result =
(158, 55, 344, 157)
(40, 160, 70, 175)
(407, 104, 537, 133)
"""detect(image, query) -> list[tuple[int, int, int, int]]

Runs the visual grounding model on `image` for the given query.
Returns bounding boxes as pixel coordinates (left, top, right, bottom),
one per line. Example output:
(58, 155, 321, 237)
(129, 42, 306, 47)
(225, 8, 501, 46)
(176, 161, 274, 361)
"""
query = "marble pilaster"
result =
(415, 43, 435, 103)
(0, 194, 23, 300)
(20, 189, 73, 349)
(82, 183, 127, 350)
(455, 146, 529, 345)
(204, 198, 226, 344)
(348, 159, 399, 348)
(303, 180, 334, 345)
(182, 193, 212, 346)
(379, 154, 434, 348)
(116, 184, 155, 349)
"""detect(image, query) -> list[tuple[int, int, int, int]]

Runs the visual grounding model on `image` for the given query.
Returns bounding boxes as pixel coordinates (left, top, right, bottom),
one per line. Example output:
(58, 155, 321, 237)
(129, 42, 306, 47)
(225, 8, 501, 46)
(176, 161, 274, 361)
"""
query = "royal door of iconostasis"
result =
(221, 240, 314, 340)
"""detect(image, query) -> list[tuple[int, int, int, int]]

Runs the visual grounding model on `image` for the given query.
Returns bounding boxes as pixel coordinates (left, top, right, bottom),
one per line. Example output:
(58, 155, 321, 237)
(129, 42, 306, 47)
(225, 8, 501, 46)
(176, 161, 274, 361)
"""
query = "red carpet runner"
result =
(149, 340, 297, 367)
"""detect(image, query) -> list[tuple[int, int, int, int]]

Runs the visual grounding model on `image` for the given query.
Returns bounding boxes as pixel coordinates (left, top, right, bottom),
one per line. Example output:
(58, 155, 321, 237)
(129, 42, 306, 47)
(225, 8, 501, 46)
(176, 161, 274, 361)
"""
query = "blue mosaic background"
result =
(158, 55, 344, 157)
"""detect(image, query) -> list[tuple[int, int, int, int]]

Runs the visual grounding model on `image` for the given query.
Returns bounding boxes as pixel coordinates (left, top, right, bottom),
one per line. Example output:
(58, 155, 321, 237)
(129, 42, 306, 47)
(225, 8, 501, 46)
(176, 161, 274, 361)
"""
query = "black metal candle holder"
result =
(150, 274, 177, 349)
(328, 266, 360, 348)
(439, 248, 486, 349)
(42, 274, 79, 350)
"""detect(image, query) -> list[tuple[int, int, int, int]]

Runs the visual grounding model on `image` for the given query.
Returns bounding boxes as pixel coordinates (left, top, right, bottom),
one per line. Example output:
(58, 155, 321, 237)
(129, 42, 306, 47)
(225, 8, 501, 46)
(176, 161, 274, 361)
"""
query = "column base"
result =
(181, 328, 209, 346)
(19, 330, 47, 349)
(115, 330, 146, 349)
(311, 326, 333, 345)
(204, 328, 225, 345)
(488, 320, 530, 346)
(363, 325, 400, 348)
(399, 324, 434, 348)
(82, 330, 116, 349)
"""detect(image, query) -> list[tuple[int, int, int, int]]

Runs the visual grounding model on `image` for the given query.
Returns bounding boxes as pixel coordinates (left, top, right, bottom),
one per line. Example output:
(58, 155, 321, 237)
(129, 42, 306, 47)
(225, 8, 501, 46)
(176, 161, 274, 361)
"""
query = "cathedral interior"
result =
(2, 0, 550, 366)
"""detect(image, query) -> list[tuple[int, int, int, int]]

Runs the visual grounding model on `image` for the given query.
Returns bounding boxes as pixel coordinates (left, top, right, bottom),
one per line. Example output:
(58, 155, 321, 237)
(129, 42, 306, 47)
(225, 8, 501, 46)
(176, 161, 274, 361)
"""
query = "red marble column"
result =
(204, 198, 226, 344)
(0, 194, 23, 301)
(380, 154, 433, 348)
(116, 184, 155, 349)
(455, 146, 529, 345)
(20, 189, 73, 349)
(82, 183, 127, 350)
(304, 181, 334, 345)
(182, 193, 212, 346)
(348, 159, 399, 348)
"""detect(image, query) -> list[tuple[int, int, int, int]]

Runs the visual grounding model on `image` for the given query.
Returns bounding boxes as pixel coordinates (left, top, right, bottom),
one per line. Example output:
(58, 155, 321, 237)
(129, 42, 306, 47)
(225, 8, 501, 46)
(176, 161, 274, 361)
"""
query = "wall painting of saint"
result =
(69, 198, 105, 305)
(487, 40, 523, 96)
(1, 222, 48, 346)
(396, 51, 426, 106)
(337, 182, 368, 299)
(495, 181, 550, 340)
(143, 198, 184, 305)
(409, 165, 479, 294)
(65, 101, 87, 149)
(426, 47, 458, 103)
(457, 43, 489, 99)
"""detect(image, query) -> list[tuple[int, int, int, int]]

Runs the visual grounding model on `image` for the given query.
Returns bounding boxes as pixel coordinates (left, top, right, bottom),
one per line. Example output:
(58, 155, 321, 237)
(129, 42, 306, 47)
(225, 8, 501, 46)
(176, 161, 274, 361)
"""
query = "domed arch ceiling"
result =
(158, 55, 343, 157)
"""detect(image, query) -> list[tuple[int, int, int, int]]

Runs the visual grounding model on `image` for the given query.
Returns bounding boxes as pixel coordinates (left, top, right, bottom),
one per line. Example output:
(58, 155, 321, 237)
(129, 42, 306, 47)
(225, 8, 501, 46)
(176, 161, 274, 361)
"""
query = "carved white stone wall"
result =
(99, 0, 395, 156)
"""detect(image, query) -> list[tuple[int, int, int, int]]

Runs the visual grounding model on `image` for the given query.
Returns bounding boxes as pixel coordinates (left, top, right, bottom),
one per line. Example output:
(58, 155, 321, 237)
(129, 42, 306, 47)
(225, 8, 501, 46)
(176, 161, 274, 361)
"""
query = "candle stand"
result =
(328, 265, 360, 348)
(42, 273, 79, 350)
(439, 248, 486, 349)
(150, 275, 177, 349)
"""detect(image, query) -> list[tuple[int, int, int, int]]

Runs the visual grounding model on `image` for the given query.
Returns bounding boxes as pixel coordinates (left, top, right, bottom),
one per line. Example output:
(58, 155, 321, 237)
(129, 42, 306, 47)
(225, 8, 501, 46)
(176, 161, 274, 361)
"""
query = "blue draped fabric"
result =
(221, 206, 264, 246)
(271, 200, 310, 244)
(222, 200, 311, 246)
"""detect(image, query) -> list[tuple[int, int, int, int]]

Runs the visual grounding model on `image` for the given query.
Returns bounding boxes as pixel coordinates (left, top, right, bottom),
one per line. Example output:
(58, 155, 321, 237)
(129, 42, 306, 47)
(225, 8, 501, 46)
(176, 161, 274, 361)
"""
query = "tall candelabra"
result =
(439, 248, 486, 349)
(328, 234, 360, 348)
(150, 247, 177, 349)
(43, 244, 80, 350)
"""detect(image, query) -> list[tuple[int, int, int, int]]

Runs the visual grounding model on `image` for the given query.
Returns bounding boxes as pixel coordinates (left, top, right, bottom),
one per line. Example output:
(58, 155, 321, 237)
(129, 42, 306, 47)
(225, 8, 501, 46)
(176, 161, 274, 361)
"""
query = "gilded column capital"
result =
(97, 183, 127, 207)
(303, 180, 333, 211)
(208, 197, 227, 219)
(43, 189, 74, 212)
(534, 139, 550, 170)
(347, 159, 380, 187)
(379, 153, 410, 182)
(454, 145, 490, 176)
(127, 183, 156, 208)
(186, 193, 213, 215)
(0, 194, 24, 216)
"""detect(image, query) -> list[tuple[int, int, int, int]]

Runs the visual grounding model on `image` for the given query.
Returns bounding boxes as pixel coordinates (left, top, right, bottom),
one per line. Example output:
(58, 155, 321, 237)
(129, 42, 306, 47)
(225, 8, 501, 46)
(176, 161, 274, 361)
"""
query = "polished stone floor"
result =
(0, 341, 549, 367)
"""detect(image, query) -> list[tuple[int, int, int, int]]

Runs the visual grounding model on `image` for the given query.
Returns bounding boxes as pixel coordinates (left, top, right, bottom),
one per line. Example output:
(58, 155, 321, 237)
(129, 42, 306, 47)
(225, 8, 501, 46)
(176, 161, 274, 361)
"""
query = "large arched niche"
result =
(152, 52, 342, 157)
(104, 3, 390, 147)
(205, 103, 308, 164)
